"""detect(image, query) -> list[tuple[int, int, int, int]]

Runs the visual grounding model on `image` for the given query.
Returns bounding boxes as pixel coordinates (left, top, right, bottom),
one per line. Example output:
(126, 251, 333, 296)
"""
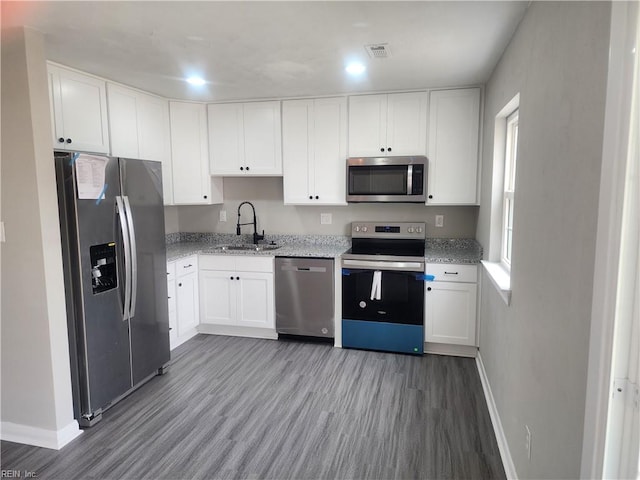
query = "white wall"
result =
(476, 2, 610, 478)
(1, 27, 80, 448)
(173, 177, 479, 238)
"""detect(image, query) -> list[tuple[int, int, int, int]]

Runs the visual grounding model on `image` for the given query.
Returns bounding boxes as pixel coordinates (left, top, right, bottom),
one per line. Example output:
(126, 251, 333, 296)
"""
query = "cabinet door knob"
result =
(178, 283, 182, 287)
(203, 195, 207, 199)
(66, 138, 72, 144)
(380, 147, 385, 152)
(428, 195, 433, 199)
(309, 196, 313, 199)
(58, 137, 65, 143)
(387, 147, 392, 152)
(236, 276, 240, 280)
(230, 276, 234, 280)
(246, 166, 250, 171)
(240, 167, 244, 171)
(427, 287, 431, 291)
(315, 196, 319, 200)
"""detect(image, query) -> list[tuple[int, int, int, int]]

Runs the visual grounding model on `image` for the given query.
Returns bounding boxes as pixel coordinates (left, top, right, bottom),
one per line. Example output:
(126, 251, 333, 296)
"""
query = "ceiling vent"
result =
(365, 44, 390, 59)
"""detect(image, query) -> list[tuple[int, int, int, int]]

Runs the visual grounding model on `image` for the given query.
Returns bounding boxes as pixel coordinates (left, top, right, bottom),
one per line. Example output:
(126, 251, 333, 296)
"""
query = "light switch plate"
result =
(320, 213, 332, 225)
(219, 210, 227, 222)
(0, 221, 5, 242)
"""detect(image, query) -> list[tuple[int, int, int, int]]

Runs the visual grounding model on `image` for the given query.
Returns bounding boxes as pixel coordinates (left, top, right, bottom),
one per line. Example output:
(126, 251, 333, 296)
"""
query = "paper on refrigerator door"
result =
(75, 154, 108, 200)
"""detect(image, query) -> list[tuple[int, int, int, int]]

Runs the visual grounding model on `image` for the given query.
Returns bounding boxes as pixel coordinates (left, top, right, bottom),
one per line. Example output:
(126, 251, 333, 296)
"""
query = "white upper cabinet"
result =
(208, 101, 282, 176)
(107, 83, 173, 204)
(48, 63, 110, 154)
(169, 101, 223, 205)
(348, 92, 427, 157)
(282, 97, 347, 205)
(427, 88, 481, 205)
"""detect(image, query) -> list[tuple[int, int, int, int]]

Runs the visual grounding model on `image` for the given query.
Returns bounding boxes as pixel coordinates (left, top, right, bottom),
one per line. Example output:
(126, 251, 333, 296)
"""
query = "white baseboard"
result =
(170, 327, 198, 350)
(0, 419, 82, 450)
(424, 342, 478, 357)
(476, 352, 518, 479)
(198, 324, 278, 340)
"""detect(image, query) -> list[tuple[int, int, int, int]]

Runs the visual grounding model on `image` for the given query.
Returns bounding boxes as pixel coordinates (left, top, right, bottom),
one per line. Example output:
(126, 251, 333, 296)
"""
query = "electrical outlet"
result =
(525, 425, 532, 461)
(0, 221, 5, 242)
(320, 213, 332, 225)
(435, 215, 444, 228)
(219, 210, 227, 222)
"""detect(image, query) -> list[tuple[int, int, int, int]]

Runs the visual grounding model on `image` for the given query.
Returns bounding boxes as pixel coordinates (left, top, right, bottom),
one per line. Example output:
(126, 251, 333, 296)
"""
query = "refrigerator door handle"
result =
(115, 195, 132, 320)
(123, 196, 138, 318)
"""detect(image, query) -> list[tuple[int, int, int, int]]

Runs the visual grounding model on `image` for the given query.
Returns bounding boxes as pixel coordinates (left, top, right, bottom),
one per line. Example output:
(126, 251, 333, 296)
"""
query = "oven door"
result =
(341, 266, 424, 325)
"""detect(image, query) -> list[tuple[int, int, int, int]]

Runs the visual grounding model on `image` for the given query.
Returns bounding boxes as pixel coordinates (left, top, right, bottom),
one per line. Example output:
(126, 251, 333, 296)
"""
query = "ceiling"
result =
(3, 1, 529, 102)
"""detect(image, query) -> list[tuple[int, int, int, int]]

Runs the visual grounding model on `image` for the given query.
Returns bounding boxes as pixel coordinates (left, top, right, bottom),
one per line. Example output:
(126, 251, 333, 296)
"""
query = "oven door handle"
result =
(342, 259, 424, 272)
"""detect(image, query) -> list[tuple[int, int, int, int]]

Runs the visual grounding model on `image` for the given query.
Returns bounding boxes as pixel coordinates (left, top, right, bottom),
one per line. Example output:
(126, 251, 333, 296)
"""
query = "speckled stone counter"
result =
(424, 238, 483, 264)
(166, 233, 350, 261)
(166, 233, 483, 264)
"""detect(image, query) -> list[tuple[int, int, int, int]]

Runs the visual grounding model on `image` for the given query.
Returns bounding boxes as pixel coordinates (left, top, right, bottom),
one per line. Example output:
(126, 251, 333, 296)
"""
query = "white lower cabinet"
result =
(166, 255, 199, 349)
(199, 255, 275, 330)
(424, 263, 478, 347)
(167, 262, 177, 347)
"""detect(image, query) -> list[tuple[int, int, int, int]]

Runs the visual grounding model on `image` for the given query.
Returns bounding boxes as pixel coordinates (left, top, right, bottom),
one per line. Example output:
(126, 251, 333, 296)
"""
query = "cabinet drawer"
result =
(176, 256, 198, 276)
(199, 255, 236, 271)
(425, 263, 477, 283)
(235, 256, 273, 273)
(167, 261, 176, 283)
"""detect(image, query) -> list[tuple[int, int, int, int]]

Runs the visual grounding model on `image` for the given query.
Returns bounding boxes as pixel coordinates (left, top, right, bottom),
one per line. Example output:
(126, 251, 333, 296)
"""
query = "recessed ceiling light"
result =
(345, 63, 366, 76)
(186, 76, 206, 86)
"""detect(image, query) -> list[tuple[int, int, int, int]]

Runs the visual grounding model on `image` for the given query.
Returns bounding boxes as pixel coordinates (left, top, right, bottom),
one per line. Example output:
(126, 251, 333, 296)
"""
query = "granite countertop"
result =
(166, 233, 483, 265)
(424, 238, 483, 265)
(166, 233, 350, 261)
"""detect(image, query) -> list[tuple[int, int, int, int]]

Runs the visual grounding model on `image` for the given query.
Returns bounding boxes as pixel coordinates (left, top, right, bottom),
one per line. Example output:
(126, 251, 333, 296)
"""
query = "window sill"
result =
(481, 261, 512, 306)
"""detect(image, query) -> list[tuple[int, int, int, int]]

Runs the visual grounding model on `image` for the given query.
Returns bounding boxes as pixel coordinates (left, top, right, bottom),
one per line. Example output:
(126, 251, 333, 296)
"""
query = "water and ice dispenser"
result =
(90, 243, 117, 294)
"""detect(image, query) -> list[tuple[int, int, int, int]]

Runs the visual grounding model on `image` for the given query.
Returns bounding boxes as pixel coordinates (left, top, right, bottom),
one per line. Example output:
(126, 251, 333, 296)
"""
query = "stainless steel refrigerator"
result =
(55, 151, 170, 427)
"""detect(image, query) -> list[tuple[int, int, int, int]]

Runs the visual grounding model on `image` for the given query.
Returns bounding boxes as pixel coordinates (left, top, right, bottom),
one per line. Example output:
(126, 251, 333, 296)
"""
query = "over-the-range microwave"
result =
(346, 156, 427, 203)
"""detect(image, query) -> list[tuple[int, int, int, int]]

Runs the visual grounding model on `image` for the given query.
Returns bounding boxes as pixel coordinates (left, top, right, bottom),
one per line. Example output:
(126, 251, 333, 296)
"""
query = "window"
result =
(482, 94, 519, 306)
(502, 109, 519, 268)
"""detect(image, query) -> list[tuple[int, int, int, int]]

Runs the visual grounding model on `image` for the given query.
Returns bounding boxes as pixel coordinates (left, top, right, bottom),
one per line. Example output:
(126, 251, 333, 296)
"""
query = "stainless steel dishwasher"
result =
(275, 257, 335, 338)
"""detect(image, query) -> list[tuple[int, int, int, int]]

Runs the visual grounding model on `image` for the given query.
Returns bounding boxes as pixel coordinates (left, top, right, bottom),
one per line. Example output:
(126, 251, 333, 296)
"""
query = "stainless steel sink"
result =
(216, 244, 280, 252)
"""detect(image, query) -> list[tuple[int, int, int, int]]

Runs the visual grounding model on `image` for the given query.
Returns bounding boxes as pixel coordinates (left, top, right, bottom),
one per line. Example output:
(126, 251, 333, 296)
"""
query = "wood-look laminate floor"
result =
(2, 335, 505, 480)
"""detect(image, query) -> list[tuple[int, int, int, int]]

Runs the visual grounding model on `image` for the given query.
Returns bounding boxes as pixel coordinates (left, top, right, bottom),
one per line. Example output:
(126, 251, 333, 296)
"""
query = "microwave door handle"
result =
(407, 165, 413, 194)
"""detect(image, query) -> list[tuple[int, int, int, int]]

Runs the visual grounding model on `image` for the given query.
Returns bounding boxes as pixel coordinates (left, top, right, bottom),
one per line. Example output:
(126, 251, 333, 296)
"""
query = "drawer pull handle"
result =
(184, 264, 193, 268)
(444, 271, 459, 275)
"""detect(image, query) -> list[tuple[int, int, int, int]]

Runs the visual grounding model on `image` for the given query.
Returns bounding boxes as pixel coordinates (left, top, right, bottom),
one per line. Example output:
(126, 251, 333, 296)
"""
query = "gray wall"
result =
(1, 27, 77, 434)
(476, 2, 610, 478)
(168, 177, 479, 238)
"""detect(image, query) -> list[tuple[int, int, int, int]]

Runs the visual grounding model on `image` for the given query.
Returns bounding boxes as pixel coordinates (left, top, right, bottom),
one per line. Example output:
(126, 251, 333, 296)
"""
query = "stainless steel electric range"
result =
(341, 221, 430, 355)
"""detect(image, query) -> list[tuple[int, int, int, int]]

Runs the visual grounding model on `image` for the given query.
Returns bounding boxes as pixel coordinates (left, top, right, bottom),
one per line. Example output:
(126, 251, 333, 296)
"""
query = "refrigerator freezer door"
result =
(55, 153, 133, 419)
(120, 158, 170, 386)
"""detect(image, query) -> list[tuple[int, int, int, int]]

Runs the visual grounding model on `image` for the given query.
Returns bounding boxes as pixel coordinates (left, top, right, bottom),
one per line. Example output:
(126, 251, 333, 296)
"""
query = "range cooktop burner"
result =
(344, 221, 426, 260)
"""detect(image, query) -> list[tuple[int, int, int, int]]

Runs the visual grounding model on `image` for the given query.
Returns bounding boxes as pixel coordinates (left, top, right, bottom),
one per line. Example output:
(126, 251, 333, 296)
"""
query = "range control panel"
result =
(351, 222, 426, 240)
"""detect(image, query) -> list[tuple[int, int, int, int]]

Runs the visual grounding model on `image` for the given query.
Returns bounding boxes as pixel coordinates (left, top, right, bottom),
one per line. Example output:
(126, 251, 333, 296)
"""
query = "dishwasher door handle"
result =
(281, 265, 327, 273)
